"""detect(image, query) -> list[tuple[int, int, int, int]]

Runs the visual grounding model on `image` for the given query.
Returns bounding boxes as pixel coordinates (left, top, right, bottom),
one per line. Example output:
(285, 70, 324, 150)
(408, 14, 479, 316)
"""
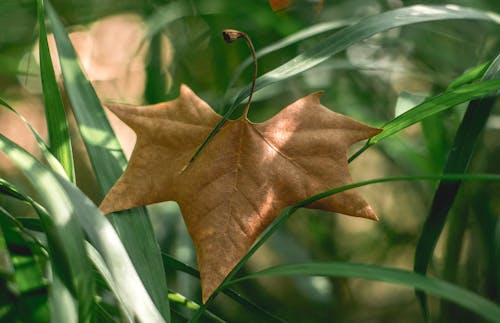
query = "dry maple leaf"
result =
(100, 84, 381, 302)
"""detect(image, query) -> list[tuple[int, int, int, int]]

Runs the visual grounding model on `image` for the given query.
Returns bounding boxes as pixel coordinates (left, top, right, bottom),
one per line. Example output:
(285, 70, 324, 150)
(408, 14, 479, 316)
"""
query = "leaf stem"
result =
(222, 29, 258, 119)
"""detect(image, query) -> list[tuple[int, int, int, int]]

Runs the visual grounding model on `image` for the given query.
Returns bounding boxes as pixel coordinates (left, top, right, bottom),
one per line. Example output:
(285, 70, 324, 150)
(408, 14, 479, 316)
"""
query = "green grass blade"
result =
(227, 262, 500, 323)
(413, 54, 500, 316)
(0, 208, 47, 293)
(162, 253, 285, 322)
(45, 1, 170, 319)
(0, 137, 94, 322)
(36, 0, 74, 182)
(168, 292, 226, 323)
(44, 0, 126, 189)
(227, 19, 354, 91)
(192, 5, 500, 163)
(84, 242, 134, 323)
(371, 78, 500, 144)
(228, 5, 500, 111)
(189, 173, 500, 321)
(0, 135, 166, 322)
(0, 207, 49, 322)
(447, 60, 491, 90)
(0, 98, 67, 179)
(349, 76, 500, 162)
(0, 203, 47, 253)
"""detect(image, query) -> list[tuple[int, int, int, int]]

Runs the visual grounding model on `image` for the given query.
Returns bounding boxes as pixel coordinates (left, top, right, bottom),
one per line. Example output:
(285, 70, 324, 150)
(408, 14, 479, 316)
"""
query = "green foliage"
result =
(0, 0, 499, 322)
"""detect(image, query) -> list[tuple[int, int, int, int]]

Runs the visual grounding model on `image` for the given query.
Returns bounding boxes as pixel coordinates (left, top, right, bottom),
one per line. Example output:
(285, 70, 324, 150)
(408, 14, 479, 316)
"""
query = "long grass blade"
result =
(84, 242, 134, 323)
(226, 19, 354, 91)
(413, 54, 500, 317)
(0, 137, 94, 322)
(349, 76, 500, 162)
(190, 173, 500, 321)
(168, 292, 226, 323)
(0, 98, 67, 178)
(229, 5, 499, 110)
(0, 135, 165, 322)
(36, 0, 74, 181)
(44, 1, 170, 319)
(191, 5, 500, 164)
(162, 253, 285, 322)
(227, 262, 500, 323)
(0, 207, 48, 278)
(370, 79, 500, 144)
(0, 207, 49, 322)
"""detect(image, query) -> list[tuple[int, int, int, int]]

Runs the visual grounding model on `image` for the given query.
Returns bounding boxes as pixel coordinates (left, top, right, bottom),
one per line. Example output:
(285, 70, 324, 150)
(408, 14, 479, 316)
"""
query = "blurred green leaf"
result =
(228, 262, 500, 323)
(37, 0, 74, 182)
(0, 207, 49, 322)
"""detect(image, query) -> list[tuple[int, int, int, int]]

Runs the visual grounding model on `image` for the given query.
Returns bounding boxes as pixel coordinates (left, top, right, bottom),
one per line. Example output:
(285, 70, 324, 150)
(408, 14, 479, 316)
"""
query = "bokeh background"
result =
(1, 0, 499, 322)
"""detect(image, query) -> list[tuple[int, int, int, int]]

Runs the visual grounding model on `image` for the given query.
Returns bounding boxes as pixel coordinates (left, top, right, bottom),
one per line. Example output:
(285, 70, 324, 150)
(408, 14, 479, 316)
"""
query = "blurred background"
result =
(1, 0, 499, 322)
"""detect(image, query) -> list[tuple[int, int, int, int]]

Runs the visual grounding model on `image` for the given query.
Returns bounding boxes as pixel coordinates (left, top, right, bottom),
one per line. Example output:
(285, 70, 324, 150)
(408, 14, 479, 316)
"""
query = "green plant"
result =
(0, 0, 499, 322)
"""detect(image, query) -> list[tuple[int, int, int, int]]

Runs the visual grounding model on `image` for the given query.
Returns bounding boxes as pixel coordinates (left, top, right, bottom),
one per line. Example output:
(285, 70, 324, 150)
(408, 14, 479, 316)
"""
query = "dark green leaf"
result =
(37, 0, 74, 181)
(413, 54, 500, 317)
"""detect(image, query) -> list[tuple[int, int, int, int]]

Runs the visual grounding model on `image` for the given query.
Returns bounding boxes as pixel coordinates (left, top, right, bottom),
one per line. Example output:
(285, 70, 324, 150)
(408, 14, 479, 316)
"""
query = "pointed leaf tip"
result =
(361, 205, 378, 221)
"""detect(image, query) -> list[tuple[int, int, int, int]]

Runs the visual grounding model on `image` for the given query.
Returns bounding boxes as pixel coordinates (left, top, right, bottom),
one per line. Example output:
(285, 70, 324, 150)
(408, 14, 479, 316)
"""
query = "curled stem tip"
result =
(222, 29, 257, 119)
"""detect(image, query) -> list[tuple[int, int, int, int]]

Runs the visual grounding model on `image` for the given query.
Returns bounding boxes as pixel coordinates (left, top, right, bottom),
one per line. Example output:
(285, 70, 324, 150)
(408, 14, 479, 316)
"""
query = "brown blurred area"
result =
(1, 13, 172, 201)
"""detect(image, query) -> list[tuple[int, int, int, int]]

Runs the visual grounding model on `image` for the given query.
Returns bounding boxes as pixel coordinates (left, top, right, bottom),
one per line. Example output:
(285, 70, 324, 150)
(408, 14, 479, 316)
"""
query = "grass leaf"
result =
(371, 79, 500, 143)
(0, 135, 166, 322)
(227, 262, 500, 323)
(36, 0, 74, 181)
(0, 136, 94, 322)
(162, 253, 285, 322)
(413, 54, 500, 316)
(190, 173, 500, 320)
(193, 4, 500, 164)
(226, 19, 354, 91)
(44, 1, 170, 319)
(0, 207, 49, 322)
(0, 98, 67, 179)
(228, 5, 500, 111)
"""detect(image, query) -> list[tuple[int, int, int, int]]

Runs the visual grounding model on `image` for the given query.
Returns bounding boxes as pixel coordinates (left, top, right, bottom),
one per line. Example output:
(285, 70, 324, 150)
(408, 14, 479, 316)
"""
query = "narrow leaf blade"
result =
(413, 54, 500, 315)
(0, 135, 165, 322)
(37, 0, 74, 181)
(370, 79, 500, 144)
(44, 1, 170, 319)
(229, 262, 500, 323)
(0, 136, 94, 323)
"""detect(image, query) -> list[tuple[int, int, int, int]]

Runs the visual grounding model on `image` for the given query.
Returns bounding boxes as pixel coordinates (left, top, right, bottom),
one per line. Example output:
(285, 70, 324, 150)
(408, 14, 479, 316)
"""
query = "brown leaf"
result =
(100, 84, 381, 302)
